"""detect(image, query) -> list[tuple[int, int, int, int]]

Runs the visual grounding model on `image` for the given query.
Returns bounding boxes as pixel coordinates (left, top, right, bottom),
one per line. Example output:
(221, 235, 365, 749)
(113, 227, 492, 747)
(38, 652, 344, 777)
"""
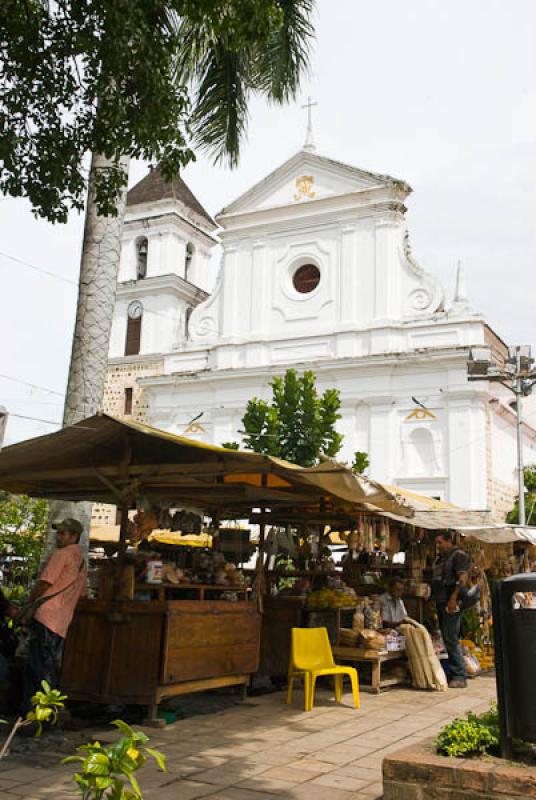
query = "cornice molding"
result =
(108, 353, 165, 367)
(218, 188, 408, 238)
(124, 208, 219, 246)
(117, 274, 208, 305)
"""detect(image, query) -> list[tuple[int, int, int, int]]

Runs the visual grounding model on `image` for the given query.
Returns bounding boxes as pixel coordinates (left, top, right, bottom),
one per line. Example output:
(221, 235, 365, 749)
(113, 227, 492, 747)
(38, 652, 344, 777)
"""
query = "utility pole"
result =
(0, 406, 7, 451)
(467, 345, 536, 525)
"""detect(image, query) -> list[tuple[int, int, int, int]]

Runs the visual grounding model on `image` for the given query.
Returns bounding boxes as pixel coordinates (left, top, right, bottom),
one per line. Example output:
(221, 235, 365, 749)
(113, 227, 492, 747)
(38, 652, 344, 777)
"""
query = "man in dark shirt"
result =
(432, 531, 470, 688)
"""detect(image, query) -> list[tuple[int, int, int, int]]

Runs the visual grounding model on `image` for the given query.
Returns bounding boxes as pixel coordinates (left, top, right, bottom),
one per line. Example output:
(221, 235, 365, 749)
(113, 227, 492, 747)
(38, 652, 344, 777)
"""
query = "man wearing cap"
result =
(21, 518, 87, 713)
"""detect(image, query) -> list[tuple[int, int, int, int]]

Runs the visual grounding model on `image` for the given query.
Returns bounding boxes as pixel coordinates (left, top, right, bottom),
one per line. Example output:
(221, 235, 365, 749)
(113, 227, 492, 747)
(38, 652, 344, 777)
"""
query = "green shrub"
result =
(436, 705, 500, 757)
(63, 719, 166, 798)
(0, 680, 67, 758)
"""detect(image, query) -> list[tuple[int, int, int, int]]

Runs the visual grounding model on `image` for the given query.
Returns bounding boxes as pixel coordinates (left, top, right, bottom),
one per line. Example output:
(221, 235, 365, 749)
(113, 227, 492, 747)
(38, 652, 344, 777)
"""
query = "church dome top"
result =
(127, 166, 216, 228)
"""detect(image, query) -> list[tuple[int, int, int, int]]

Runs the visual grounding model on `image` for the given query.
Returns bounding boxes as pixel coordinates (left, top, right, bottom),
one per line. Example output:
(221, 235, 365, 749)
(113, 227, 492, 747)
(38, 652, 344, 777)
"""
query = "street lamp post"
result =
(467, 345, 536, 525)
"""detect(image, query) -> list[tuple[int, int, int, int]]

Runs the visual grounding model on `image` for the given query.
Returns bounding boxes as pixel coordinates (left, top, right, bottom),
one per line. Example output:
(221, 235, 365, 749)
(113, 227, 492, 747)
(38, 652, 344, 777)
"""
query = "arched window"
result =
(410, 427, 438, 476)
(185, 242, 194, 281)
(136, 237, 148, 280)
(125, 300, 143, 355)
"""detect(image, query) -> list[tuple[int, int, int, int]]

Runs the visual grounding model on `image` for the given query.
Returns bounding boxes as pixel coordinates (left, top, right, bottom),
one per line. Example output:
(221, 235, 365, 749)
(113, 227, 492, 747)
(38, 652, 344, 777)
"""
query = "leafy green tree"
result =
(240, 369, 343, 467)
(0, 493, 48, 598)
(2, 0, 314, 555)
(507, 464, 536, 524)
(0, 0, 315, 221)
(352, 451, 370, 474)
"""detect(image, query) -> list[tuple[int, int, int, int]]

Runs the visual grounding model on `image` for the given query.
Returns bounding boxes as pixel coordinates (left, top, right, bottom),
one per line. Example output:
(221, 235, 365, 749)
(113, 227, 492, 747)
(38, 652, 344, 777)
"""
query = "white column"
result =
(446, 393, 488, 508)
(250, 240, 269, 336)
(339, 224, 357, 324)
(368, 398, 396, 482)
(146, 232, 160, 278)
(220, 245, 239, 337)
(374, 214, 400, 320)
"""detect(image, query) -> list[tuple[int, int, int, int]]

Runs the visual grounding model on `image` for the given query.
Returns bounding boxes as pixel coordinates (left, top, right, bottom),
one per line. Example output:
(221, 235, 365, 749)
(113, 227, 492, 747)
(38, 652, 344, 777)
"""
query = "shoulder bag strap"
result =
(21, 558, 85, 618)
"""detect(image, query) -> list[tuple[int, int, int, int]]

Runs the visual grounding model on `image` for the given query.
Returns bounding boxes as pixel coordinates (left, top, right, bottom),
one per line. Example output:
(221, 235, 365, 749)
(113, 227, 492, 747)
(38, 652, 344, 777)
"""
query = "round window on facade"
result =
(292, 263, 320, 294)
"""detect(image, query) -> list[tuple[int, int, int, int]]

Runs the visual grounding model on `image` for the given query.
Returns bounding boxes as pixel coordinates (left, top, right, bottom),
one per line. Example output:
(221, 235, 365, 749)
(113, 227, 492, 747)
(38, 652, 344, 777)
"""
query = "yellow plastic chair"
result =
(287, 627, 360, 712)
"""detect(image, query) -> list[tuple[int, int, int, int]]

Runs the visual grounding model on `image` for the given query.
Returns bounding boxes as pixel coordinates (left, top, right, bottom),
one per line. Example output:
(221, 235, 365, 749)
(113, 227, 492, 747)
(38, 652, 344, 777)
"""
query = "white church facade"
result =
(97, 140, 536, 525)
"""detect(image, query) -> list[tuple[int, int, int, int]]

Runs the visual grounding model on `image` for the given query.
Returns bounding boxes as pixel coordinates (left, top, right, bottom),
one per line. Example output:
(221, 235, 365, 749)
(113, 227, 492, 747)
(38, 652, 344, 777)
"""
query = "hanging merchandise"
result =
(170, 510, 202, 534)
(264, 528, 279, 558)
(131, 509, 159, 543)
(157, 506, 174, 531)
(384, 518, 391, 551)
(277, 527, 298, 558)
(368, 517, 375, 551)
(308, 526, 320, 560)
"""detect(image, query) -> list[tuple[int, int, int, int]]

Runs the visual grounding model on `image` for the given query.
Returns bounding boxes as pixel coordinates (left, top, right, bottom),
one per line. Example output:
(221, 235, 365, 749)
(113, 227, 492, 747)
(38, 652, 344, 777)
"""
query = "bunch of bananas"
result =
(306, 588, 355, 609)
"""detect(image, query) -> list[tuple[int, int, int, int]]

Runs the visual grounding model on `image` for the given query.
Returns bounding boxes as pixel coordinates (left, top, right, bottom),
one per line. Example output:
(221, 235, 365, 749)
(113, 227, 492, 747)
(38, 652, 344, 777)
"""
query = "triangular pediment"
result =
(219, 150, 409, 217)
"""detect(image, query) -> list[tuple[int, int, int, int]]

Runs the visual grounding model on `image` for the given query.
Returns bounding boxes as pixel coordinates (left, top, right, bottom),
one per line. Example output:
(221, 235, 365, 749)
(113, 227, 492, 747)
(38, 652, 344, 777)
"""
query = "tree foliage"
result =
(240, 369, 343, 467)
(0, 492, 48, 598)
(507, 464, 536, 524)
(0, 0, 314, 222)
(352, 451, 370, 474)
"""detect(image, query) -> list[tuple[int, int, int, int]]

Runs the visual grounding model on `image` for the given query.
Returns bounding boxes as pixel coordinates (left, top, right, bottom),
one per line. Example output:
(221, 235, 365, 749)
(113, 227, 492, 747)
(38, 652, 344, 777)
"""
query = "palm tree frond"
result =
(255, 0, 315, 103)
(189, 41, 252, 168)
(170, 2, 315, 166)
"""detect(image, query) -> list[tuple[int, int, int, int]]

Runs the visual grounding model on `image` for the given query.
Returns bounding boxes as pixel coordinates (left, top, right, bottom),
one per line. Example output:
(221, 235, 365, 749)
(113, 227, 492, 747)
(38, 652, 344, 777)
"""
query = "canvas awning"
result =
(378, 485, 536, 542)
(0, 413, 412, 519)
(456, 526, 536, 545)
(376, 485, 494, 530)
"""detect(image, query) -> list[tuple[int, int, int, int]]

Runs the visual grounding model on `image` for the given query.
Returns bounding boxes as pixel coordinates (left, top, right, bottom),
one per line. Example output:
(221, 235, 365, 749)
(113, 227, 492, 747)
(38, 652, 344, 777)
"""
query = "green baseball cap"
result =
(52, 518, 84, 536)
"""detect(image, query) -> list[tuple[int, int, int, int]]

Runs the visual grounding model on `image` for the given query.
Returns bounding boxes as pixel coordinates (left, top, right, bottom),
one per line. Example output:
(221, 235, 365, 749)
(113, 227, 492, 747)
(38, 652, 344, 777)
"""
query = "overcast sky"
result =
(1, 0, 536, 446)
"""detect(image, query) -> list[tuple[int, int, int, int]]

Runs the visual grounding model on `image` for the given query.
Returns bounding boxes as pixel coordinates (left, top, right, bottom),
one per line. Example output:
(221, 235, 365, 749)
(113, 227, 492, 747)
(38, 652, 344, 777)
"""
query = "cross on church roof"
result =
(302, 95, 317, 153)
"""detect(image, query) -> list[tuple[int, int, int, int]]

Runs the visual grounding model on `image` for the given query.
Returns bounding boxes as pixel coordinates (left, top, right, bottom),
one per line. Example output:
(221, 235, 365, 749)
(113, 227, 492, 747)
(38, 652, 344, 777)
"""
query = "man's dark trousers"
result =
(437, 605, 466, 682)
(21, 619, 63, 714)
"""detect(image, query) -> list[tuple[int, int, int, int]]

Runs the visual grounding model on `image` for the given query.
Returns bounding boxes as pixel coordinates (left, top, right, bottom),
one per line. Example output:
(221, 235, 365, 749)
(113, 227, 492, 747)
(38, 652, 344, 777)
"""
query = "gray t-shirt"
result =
(379, 592, 407, 625)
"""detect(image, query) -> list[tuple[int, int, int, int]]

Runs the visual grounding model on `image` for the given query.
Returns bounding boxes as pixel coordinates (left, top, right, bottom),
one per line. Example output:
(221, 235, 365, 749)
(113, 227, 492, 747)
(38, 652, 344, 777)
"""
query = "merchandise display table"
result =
(333, 645, 407, 694)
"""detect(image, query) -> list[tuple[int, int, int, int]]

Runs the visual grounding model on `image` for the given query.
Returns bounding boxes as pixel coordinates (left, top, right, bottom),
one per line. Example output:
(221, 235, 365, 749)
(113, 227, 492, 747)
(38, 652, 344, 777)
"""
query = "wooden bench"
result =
(332, 645, 407, 694)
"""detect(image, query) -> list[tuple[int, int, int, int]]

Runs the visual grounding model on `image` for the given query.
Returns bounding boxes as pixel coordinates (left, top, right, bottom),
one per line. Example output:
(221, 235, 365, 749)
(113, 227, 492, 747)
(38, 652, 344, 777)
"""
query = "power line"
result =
(8, 412, 61, 426)
(0, 250, 188, 324)
(0, 250, 78, 287)
(0, 373, 64, 397)
(0, 398, 63, 406)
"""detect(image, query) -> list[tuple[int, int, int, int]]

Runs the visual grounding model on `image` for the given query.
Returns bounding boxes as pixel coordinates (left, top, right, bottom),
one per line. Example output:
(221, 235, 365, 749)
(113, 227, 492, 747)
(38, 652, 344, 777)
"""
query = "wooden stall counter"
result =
(61, 595, 260, 725)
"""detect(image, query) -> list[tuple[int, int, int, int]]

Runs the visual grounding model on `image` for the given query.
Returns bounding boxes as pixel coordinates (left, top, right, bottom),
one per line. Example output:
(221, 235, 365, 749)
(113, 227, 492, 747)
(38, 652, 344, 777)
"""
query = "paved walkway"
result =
(0, 675, 496, 800)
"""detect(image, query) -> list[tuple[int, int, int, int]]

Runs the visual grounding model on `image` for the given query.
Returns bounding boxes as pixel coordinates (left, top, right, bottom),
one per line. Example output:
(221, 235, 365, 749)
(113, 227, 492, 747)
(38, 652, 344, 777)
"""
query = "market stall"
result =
(0, 412, 412, 720)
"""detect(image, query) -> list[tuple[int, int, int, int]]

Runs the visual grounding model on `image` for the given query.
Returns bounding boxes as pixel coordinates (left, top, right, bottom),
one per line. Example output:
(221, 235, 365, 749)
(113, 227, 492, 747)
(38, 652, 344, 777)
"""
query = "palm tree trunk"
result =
(45, 153, 130, 559)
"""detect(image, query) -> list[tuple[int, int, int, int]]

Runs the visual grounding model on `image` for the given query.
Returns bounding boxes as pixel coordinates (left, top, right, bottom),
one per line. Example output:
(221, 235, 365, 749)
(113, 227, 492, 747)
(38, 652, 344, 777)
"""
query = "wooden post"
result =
(118, 435, 133, 560)
(118, 500, 130, 558)
(255, 473, 269, 614)
(256, 517, 266, 615)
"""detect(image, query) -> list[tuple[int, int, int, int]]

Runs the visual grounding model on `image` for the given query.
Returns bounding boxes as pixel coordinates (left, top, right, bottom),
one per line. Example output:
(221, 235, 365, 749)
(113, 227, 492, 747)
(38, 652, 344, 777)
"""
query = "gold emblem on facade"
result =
(294, 175, 316, 201)
(184, 422, 206, 434)
(405, 408, 437, 421)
